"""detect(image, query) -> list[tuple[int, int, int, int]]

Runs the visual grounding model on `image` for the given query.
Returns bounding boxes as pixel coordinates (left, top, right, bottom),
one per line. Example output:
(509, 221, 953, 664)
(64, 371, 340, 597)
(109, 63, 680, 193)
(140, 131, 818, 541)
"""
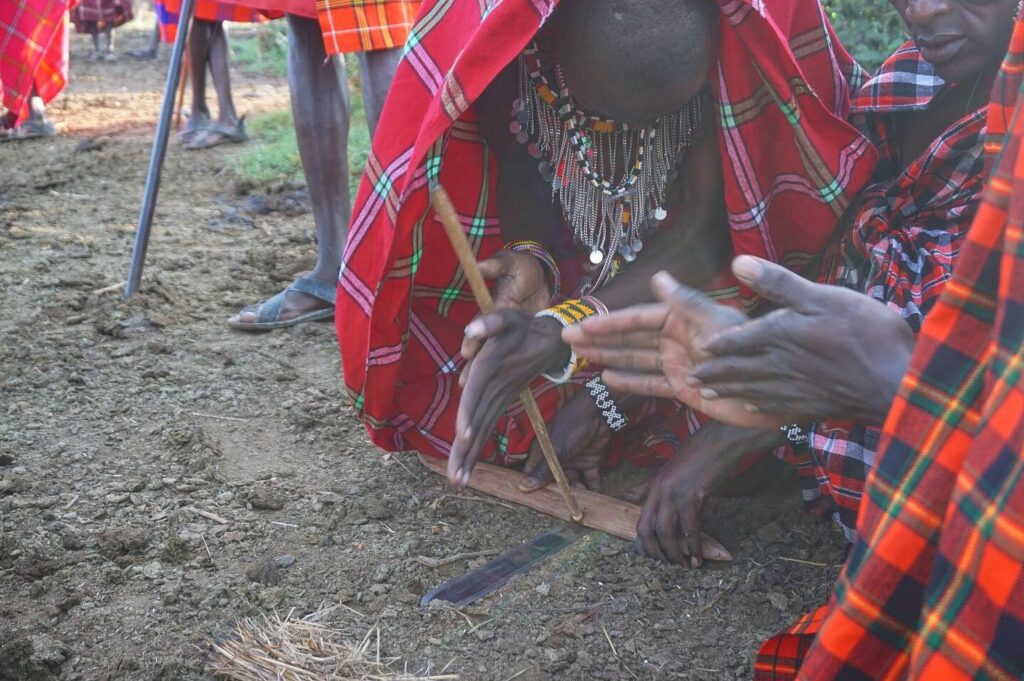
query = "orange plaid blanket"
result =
(0, 0, 71, 125)
(316, 0, 419, 54)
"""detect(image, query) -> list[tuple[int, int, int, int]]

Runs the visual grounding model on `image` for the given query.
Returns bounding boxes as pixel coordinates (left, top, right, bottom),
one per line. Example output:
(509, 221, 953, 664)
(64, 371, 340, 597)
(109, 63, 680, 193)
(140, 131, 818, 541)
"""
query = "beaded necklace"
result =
(512, 42, 709, 287)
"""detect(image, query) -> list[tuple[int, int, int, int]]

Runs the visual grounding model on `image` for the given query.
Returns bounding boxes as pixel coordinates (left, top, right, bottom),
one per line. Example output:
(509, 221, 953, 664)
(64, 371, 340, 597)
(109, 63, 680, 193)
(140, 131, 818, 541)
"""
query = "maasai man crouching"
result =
(226, 0, 419, 330)
(71, 0, 134, 61)
(0, 0, 70, 141)
(335, 0, 876, 497)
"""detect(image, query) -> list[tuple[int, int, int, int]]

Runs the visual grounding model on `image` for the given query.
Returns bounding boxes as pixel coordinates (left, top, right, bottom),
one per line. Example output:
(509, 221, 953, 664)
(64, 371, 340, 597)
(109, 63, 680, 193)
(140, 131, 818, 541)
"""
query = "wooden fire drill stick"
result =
(430, 185, 585, 523)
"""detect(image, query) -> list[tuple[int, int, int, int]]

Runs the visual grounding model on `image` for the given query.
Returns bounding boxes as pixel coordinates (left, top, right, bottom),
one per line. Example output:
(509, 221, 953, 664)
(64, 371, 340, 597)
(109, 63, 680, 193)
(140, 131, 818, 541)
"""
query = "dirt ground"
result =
(0, 26, 850, 681)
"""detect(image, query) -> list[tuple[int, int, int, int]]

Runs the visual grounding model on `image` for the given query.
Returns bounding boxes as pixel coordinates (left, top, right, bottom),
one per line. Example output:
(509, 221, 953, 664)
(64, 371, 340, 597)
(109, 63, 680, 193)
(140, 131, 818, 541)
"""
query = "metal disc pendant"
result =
(516, 131, 529, 144)
(633, 238, 644, 253)
(527, 143, 542, 159)
(620, 244, 637, 262)
(509, 121, 523, 134)
(589, 249, 605, 265)
(654, 207, 668, 221)
(539, 161, 554, 182)
(512, 99, 524, 114)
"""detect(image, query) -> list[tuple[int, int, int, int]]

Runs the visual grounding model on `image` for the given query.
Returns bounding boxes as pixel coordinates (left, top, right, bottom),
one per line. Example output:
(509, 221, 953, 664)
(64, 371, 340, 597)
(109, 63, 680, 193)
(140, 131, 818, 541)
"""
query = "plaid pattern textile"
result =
(155, 0, 279, 43)
(799, 18, 1024, 678)
(758, 18, 1024, 680)
(755, 606, 830, 680)
(0, 0, 71, 125)
(334, 0, 875, 463)
(70, 0, 133, 32)
(782, 44, 989, 541)
(316, 0, 420, 54)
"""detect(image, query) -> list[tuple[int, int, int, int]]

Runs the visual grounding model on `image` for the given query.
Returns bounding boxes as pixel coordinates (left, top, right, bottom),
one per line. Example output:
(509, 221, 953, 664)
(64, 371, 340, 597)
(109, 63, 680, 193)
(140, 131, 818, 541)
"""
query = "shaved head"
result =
(544, 0, 719, 123)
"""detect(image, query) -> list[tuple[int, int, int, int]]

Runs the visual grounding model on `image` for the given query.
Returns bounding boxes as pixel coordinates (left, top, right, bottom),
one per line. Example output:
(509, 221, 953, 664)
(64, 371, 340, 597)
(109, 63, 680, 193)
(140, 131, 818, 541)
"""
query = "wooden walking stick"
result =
(174, 48, 190, 130)
(430, 184, 584, 523)
(125, 0, 196, 297)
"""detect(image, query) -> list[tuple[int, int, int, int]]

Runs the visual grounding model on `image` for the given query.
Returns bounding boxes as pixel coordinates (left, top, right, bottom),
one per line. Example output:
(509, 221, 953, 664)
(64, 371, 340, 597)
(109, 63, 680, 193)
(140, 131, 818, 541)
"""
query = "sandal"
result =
(176, 113, 210, 146)
(228, 277, 336, 332)
(0, 117, 56, 142)
(182, 118, 248, 151)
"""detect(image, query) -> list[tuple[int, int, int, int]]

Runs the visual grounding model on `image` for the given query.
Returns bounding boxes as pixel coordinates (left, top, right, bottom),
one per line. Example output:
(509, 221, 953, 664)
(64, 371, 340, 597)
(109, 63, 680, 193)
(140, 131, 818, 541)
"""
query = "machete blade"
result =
(421, 524, 590, 608)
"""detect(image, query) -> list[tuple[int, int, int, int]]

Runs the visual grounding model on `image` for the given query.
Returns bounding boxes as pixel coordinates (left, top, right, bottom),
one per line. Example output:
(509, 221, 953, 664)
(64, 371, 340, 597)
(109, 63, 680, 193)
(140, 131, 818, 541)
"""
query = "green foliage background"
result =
(824, 0, 908, 71)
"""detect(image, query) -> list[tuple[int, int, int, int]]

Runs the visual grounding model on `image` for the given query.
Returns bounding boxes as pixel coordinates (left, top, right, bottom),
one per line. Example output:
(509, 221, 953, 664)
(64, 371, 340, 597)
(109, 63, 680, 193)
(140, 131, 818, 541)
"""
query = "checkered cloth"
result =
(316, 0, 419, 54)
(757, 17, 1024, 680)
(334, 0, 876, 464)
(70, 0, 133, 32)
(155, 0, 279, 43)
(0, 0, 71, 125)
(781, 43, 989, 542)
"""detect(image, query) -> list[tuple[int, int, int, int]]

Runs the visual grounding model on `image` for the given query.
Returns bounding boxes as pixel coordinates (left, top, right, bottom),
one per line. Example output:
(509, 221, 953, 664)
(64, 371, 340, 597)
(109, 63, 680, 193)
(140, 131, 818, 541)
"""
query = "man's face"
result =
(891, 0, 1017, 83)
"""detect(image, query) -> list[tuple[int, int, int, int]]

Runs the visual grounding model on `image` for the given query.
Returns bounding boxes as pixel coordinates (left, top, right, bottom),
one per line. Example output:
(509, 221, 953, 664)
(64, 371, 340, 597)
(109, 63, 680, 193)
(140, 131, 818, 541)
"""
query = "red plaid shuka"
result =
(155, 0, 281, 43)
(782, 44, 990, 542)
(213, 0, 316, 19)
(335, 0, 875, 464)
(0, 0, 72, 125)
(70, 0, 133, 32)
(316, 0, 419, 54)
(757, 18, 1024, 680)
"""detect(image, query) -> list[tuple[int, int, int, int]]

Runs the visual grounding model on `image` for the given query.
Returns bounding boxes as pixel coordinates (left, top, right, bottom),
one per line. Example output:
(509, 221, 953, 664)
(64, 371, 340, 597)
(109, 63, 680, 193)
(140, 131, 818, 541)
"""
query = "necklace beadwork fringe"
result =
(511, 42, 709, 287)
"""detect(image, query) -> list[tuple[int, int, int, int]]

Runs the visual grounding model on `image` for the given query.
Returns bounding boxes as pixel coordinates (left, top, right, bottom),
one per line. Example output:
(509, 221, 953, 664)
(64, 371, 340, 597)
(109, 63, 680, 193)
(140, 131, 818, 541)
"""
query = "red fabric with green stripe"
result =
(334, 0, 876, 464)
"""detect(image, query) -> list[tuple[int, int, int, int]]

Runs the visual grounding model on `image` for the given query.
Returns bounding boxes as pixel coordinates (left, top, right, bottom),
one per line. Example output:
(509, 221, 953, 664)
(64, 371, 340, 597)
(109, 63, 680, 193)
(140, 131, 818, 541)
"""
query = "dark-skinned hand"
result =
(460, 249, 552, 384)
(633, 422, 762, 568)
(563, 270, 784, 429)
(449, 311, 568, 486)
(518, 390, 612, 494)
(690, 256, 915, 424)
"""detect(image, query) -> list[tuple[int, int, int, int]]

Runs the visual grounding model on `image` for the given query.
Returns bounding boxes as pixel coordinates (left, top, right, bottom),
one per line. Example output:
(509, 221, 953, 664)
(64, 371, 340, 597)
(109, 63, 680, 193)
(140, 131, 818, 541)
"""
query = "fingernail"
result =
(461, 471, 470, 486)
(690, 556, 701, 569)
(744, 403, 760, 413)
(700, 387, 718, 400)
(684, 375, 701, 387)
(732, 256, 764, 282)
(653, 271, 675, 289)
(465, 321, 484, 338)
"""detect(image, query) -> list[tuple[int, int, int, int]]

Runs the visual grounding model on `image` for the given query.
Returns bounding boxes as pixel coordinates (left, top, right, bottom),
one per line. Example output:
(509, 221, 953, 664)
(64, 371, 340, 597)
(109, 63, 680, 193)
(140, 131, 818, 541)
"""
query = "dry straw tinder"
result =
(206, 609, 458, 681)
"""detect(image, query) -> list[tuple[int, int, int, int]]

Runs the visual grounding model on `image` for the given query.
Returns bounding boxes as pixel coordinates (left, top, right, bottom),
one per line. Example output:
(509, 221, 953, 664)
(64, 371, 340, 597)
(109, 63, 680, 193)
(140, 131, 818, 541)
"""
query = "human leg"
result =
(355, 47, 402, 135)
(103, 24, 116, 60)
(207, 21, 238, 127)
(127, 21, 159, 59)
(229, 14, 350, 330)
(87, 21, 102, 60)
(188, 19, 213, 123)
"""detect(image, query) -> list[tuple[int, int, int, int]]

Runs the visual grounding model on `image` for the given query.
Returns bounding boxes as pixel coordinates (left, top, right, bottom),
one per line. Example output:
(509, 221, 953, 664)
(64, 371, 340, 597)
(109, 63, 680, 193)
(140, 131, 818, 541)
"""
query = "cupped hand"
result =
(518, 390, 612, 494)
(461, 250, 552, 375)
(689, 256, 914, 424)
(449, 310, 568, 486)
(564, 271, 783, 428)
(634, 423, 753, 568)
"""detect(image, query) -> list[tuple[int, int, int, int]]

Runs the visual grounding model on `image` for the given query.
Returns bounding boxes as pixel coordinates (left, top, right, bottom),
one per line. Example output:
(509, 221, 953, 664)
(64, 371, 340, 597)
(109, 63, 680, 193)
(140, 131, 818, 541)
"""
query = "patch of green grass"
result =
(234, 109, 302, 185)
(231, 59, 371, 196)
(230, 23, 289, 77)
